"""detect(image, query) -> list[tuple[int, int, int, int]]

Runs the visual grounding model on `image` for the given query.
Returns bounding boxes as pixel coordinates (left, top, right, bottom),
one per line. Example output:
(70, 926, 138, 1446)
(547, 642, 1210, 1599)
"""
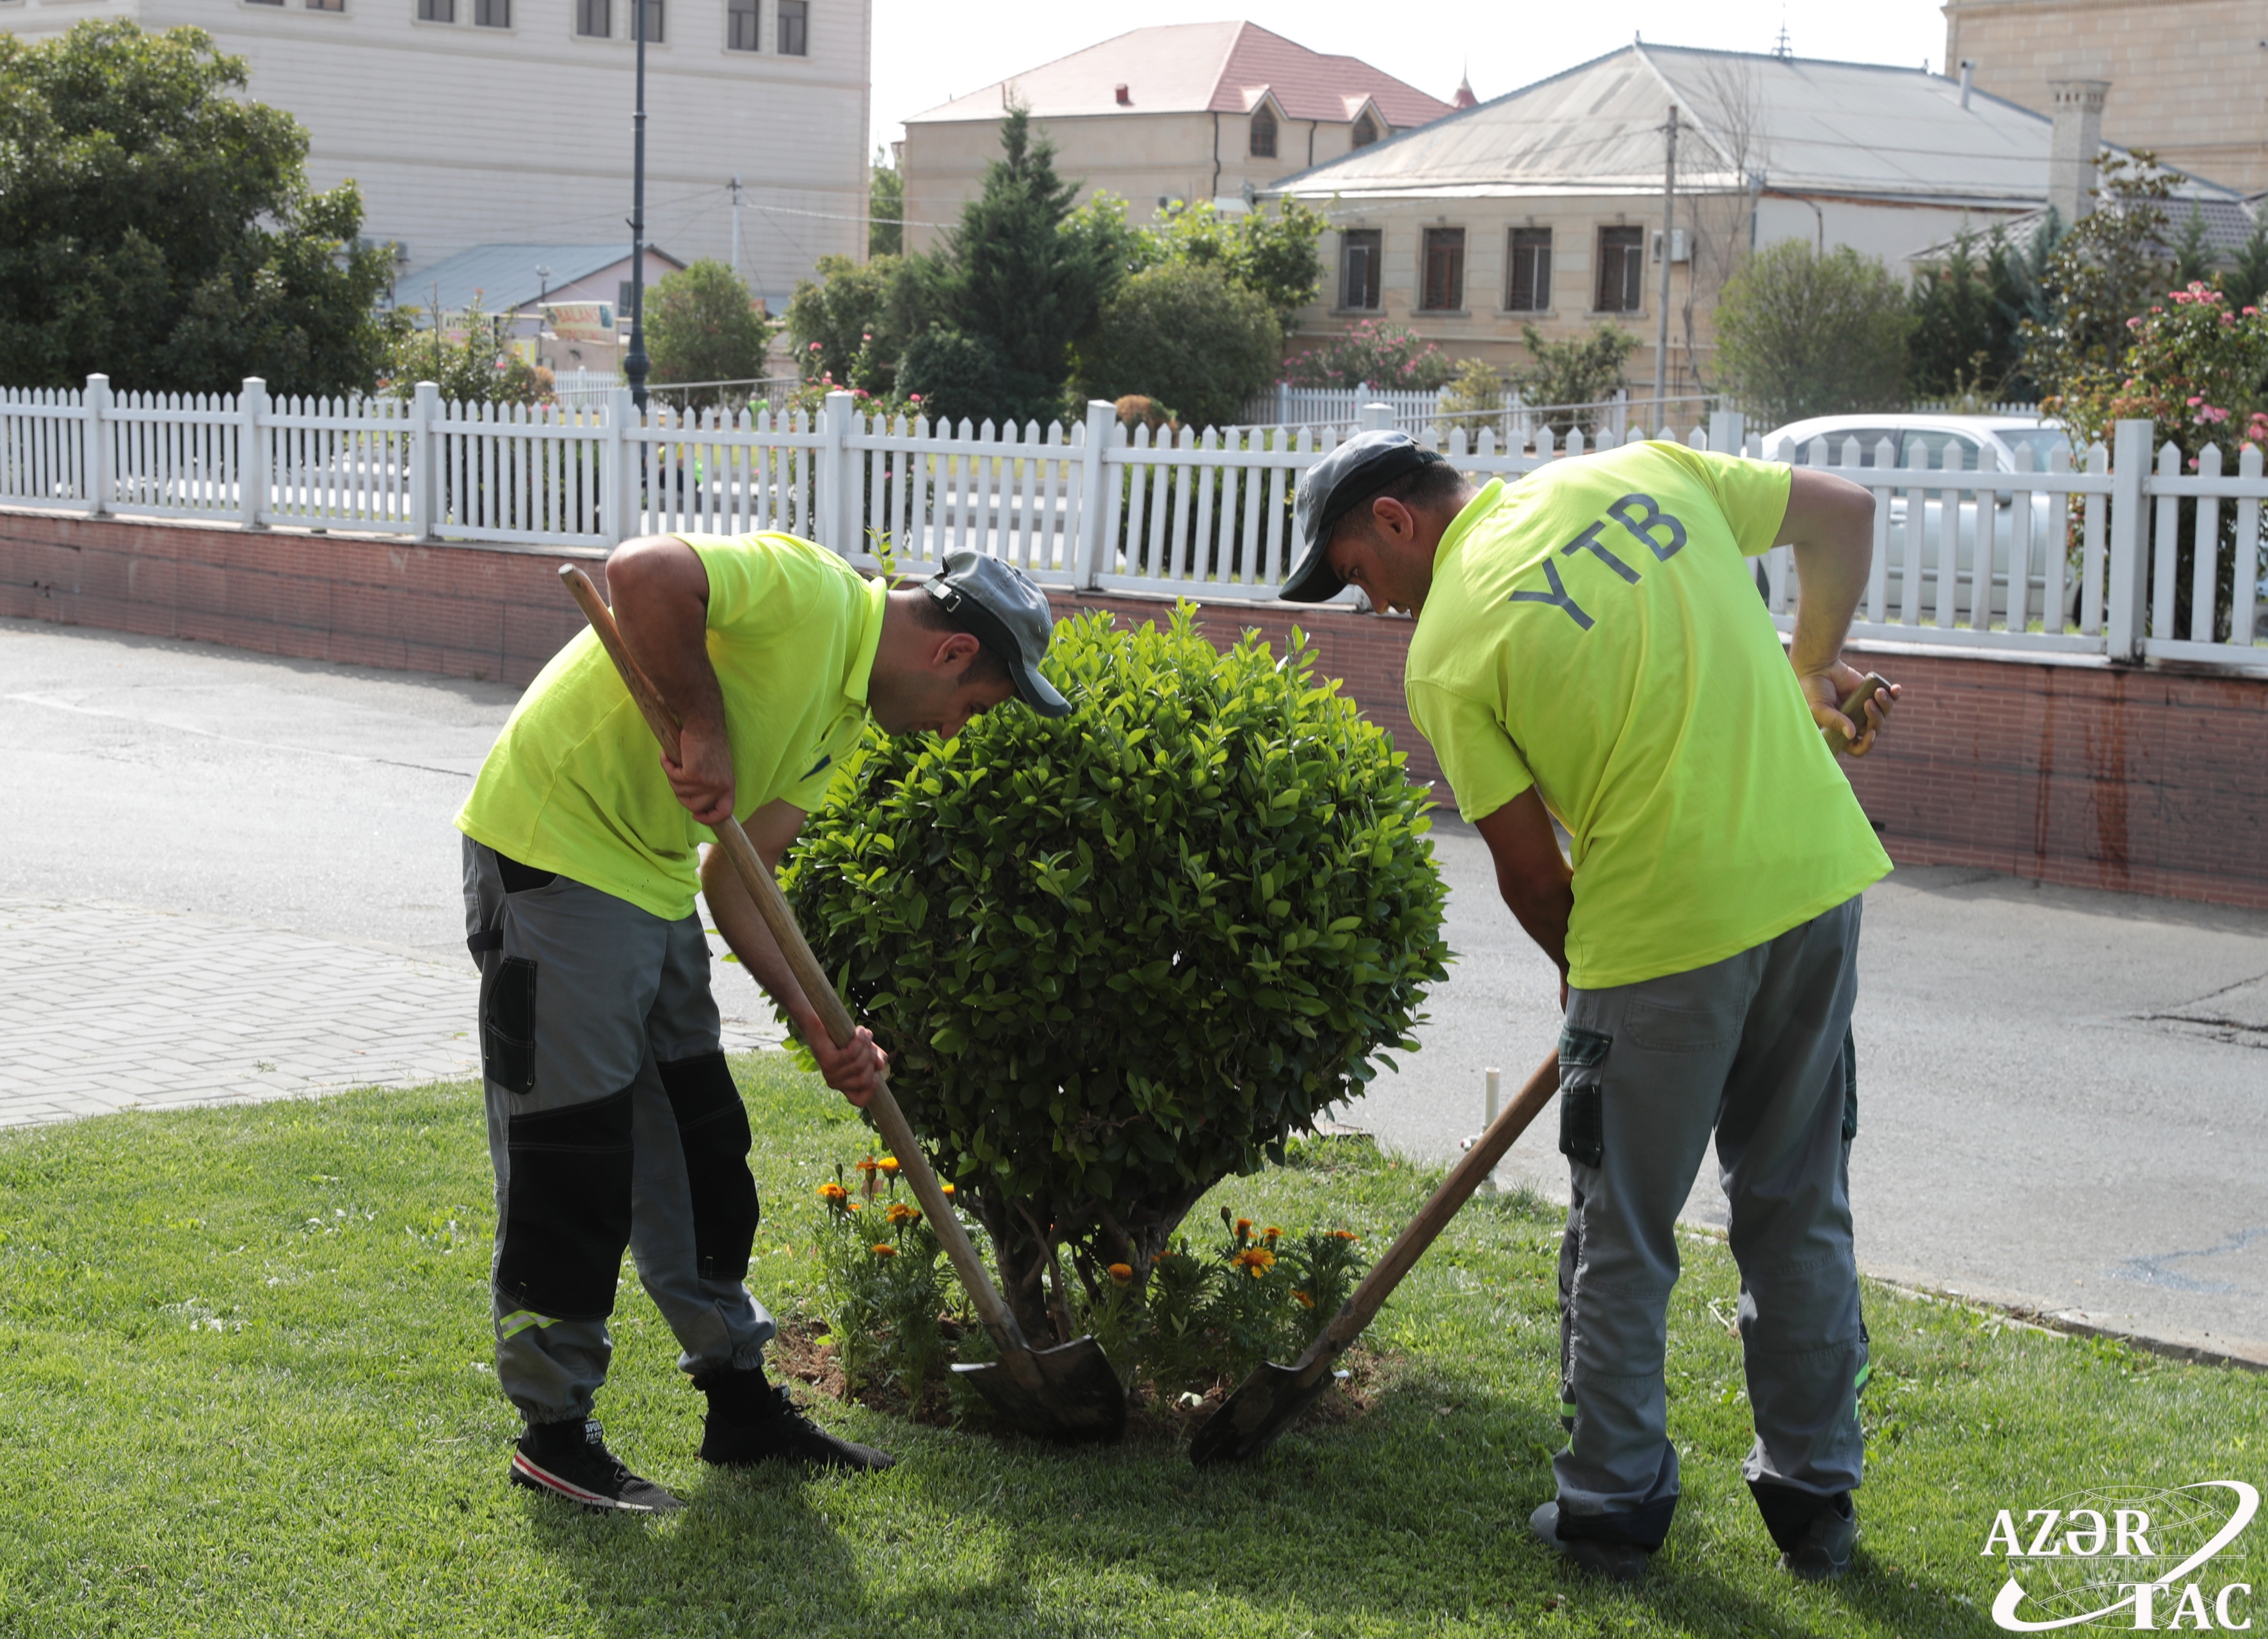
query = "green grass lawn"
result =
(1, 1054, 2260, 1638)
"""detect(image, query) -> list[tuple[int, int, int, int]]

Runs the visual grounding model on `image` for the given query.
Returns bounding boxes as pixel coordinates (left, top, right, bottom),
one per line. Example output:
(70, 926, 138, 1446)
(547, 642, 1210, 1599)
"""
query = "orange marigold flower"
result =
(1232, 1247, 1276, 1275)
(940, 1181, 956, 1196)
(855, 1157, 880, 1176)
(887, 1203, 920, 1227)
(1234, 1217, 1253, 1235)
(1330, 1229, 1359, 1242)
(1107, 1262, 1134, 1283)
(871, 1243, 897, 1258)
(1292, 1289, 1315, 1309)
(1264, 1226, 1282, 1243)
(816, 1181, 848, 1204)
(878, 1156, 901, 1175)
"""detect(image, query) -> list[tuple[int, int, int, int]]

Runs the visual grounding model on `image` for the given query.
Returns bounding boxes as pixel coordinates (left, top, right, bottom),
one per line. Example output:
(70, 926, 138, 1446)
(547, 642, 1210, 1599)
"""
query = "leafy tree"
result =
(377, 299, 549, 406)
(1130, 200, 1326, 335)
(868, 147, 905, 259)
(1073, 262, 1280, 431)
(918, 106, 1122, 425)
(1434, 356, 1506, 443)
(1282, 319, 1454, 391)
(782, 610, 1449, 1345)
(894, 323, 1013, 428)
(2169, 204, 2216, 289)
(1509, 321, 1639, 436)
(2228, 218, 2268, 311)
(0, 20, 394, 397)
(1712, 241, 1914, 425)
(785, 253, 910, 395)
(2020, 154, 2178, 414)
(643, 258, 774, 408)
(1908, 234, 2000, 401)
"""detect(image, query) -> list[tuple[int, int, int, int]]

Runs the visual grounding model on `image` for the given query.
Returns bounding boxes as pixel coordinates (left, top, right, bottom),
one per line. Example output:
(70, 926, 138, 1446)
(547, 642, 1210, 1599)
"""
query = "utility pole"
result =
(1652, 104, 1678, 429)
(730, 174, 743, 284)
(624, 0, 651, 410)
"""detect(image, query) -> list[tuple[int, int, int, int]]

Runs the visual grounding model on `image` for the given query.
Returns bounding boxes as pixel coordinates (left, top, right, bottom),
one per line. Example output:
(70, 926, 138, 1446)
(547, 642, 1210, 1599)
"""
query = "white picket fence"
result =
(1, 378, 2261, 668)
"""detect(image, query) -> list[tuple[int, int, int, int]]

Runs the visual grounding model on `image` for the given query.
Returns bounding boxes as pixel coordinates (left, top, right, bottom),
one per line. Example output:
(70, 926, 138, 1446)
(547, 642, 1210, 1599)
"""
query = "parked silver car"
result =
(1758, 413, 2073, 628)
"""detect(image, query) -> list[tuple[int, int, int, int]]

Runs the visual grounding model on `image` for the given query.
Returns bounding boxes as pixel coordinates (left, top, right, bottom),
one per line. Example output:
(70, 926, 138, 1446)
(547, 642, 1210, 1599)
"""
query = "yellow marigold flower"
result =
(878, 1156, 901, 1175)
(887, 1203, 920, 1227)
(1107, 1263, 1134, 1284)
(1232, 1247, 1276, 1275)
(940, 1182, 956, 1197)
(871, 1243, 897, 1258)
(1292, 1288, 1315, 1309)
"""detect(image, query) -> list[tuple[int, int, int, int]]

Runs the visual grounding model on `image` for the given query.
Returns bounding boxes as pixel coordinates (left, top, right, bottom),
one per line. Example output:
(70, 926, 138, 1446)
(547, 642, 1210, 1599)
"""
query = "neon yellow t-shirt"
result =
(456, 532, 885, 922)
(1404, 442, 1891, 990)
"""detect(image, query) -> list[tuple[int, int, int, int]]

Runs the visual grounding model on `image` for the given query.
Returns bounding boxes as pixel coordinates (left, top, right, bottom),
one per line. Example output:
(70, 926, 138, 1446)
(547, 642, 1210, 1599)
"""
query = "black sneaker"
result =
(695, 1370, 896, 1472)
(1530, 1501, 1653, 1584)
(1780, 1497, 1857, 1581)
(510, 1419, 684, 1514)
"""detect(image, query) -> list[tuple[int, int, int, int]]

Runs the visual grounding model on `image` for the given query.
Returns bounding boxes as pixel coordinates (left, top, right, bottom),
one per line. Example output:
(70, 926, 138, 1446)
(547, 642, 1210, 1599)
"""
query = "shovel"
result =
(1189, 1046, 1562, 1466)
(560, 564, 1127, 1444)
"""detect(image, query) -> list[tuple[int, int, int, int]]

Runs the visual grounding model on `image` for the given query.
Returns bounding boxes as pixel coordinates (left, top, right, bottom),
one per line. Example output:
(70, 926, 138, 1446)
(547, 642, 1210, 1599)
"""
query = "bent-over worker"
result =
(1279, 430, 1896, 1583)
(456, 541, 1067, 1513)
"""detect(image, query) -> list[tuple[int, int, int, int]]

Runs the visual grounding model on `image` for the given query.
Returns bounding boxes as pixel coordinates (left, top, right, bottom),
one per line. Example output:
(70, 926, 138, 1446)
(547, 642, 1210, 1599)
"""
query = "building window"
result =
(305, 0, 344, 10)
(1339, 229, 1381, 311)
(1351, 111, 1380, 149)
(638, 0, 662, 40)
(417, 0, 453, 18)
(1250, 106, 1276, 159)
(246, 1, 284, 6)
(777, 0, 805, 54)
(1596, 225, 1645, 312)
(727, 0, 757, 49)
(1507, 227, 1551, 311)
(474, 0, 507, 24)
(577, 0, 607, 35)
(1420, 228, 1465, 312)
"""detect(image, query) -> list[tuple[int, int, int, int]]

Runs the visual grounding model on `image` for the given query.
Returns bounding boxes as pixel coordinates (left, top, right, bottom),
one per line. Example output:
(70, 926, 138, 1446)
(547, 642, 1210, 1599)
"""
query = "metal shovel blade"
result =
(1187, 1358, 1337, 1466)
(952, 1334, 1128, 1444)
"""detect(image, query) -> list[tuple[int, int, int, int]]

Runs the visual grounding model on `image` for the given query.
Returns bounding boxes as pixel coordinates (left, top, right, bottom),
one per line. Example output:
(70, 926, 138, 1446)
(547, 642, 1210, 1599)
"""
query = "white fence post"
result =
(2105, 419, 2153, 662)
(239, 377, 269, 527)
(1708, 410, 1744, 454)
(83, 374, 111, 518)
(1074, 399, 1114, 588)
(1359, 401, 1395, 432)
(409, 380, 440, 540)
(602, 387, 636, 543)
(821, 389, 855, 557)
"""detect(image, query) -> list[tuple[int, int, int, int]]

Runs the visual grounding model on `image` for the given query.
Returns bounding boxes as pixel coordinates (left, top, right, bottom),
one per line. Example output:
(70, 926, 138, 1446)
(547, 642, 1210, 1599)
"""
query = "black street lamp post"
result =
(623, 0, 650, 412)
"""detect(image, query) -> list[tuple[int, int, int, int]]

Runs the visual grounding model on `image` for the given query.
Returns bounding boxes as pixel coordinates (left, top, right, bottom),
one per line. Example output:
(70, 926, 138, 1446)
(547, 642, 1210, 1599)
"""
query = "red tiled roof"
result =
(906, 22, 1452, 132)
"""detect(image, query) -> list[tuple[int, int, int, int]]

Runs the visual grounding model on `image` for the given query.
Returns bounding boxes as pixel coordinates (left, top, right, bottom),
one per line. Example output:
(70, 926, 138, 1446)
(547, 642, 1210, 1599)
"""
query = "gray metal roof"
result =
(1261, 42, 2248, 209)
(1912, 195, 2260, 264)
(392, 243, 684, 317)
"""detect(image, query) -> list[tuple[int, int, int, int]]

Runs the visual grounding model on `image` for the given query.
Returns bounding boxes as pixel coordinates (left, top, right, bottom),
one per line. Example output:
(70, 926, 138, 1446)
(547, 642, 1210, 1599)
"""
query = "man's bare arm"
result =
(1778, 468, 1899, 756)
(700, 799, 886, 1106)
(606, 535, 737, 823)
(1473, 787, 1574, 1003)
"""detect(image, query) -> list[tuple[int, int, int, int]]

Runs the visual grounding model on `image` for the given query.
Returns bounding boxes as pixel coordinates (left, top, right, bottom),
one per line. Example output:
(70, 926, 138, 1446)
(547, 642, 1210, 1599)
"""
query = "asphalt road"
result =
(6, 614, 2264, 1360)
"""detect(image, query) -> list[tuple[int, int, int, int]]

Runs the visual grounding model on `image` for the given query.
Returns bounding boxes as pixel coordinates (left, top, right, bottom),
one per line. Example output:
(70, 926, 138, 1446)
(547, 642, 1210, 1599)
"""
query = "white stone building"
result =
(0, 0, 870, 309)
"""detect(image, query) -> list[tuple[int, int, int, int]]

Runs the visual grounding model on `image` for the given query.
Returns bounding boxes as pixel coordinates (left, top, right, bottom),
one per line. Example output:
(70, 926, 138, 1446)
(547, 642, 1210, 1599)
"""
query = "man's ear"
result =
(1369, 495, 1420, 545)
(931, 629, 983, 673)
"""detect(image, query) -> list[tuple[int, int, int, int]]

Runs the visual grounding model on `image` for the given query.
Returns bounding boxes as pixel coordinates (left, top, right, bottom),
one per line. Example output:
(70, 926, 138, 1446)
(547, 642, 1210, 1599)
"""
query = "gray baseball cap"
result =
(1280, 429, 1445, 603)
(922, 550, 1072, 717)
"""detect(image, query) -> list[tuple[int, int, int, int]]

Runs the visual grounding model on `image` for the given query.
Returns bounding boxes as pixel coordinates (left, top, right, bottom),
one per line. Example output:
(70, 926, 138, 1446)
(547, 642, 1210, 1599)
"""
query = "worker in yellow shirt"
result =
(1279, 431, 1895, 1583)
(456, 538, 1067, 1513)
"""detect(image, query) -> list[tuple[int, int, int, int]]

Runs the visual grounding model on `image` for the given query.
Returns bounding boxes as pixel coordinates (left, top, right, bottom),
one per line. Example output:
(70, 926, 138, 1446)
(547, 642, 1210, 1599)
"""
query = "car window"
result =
(1999, 427, 2071, 467)
(1778, 428, 1902, 467)
(1899, 430, 1985, 470)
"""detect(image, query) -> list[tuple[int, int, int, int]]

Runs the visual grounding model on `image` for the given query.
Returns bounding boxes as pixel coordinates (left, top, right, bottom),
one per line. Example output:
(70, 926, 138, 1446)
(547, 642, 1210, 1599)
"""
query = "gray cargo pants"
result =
(462, 836, 775, 1426)
(1550, 894, 1867, 1551)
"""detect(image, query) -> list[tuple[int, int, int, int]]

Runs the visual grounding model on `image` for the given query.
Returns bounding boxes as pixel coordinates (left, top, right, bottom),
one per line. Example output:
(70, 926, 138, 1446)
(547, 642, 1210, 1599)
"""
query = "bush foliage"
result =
(1074, 262, 1280, 431)
(1713, 240, 1914, 425)
(643, 258, 774, 408)
(783, 609, 1449, 1343)
(1282, 318, 1454, 392)
(377, 300, 550, 407)
(1509, 321, 1638, 436)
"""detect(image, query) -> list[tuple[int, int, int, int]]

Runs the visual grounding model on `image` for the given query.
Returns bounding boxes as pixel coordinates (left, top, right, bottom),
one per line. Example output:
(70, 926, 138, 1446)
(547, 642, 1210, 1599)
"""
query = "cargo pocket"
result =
(1840, 1024, 1858, 1143)
(659, 1051, 760, 1282)
(481, 955, 538, 1095)
(1557, 1023, 1611, 1169)
(497, 1089, 635, 1320)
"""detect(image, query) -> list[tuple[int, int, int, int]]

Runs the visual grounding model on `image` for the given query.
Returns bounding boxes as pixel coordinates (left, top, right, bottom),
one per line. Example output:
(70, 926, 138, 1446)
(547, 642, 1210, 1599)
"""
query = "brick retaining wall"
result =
(6, 509, 2264, 911)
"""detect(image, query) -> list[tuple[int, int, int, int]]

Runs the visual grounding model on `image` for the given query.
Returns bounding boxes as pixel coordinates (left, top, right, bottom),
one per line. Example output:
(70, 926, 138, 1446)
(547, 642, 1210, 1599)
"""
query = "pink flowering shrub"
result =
(1280, 319, 1455, 392)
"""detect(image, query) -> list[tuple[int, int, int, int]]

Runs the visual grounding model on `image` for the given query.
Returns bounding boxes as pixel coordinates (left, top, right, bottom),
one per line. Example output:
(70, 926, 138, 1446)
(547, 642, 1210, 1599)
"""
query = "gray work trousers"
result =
(1550, 895, 1867, 1550)
(463, 836, 775, 1425)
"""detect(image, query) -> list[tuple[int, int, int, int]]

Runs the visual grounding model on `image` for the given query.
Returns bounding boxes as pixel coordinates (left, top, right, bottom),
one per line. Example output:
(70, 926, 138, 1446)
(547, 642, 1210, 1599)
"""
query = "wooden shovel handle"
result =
(1306, 1046, 1562, 1370)
(1823, 671, 1894, 758)
(558, 564, 1033, 1356)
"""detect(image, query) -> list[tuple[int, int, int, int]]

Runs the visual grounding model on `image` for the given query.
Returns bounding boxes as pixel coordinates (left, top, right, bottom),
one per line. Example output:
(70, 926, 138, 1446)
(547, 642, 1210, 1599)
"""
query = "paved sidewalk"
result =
(0, 899, 782, 1128)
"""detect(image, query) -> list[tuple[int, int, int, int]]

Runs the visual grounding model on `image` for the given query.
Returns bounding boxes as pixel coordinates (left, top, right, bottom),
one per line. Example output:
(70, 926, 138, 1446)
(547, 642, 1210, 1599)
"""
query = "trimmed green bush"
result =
(782, 608, 1449, 1343)
(1074, 261, 1281, 432)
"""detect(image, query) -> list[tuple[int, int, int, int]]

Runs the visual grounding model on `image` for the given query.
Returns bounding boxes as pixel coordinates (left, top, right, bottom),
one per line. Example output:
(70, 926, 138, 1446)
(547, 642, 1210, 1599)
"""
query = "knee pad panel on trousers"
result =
(481, 955, 538, 1094)
(497, 1089, 635, 1320)
(658, 1051, 760, 1282)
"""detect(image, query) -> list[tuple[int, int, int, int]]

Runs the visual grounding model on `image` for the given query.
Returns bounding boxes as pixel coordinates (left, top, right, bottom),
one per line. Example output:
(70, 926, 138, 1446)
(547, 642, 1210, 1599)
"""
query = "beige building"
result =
(899, 22, 1456, 255)
(1945, 0, 2268, 195)
(0, 0, 869, 309)
(1262, 41, 2244, 399)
